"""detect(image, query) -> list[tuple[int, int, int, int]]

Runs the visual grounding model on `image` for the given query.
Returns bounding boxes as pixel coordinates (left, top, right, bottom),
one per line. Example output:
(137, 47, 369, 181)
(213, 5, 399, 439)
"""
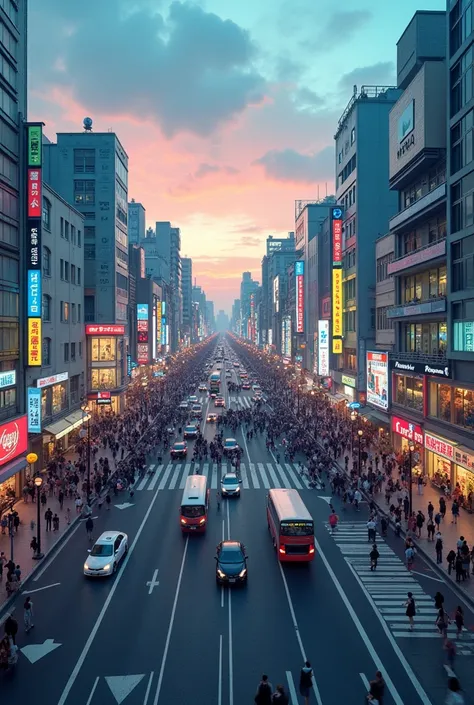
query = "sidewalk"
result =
(0, 442, 117, 610)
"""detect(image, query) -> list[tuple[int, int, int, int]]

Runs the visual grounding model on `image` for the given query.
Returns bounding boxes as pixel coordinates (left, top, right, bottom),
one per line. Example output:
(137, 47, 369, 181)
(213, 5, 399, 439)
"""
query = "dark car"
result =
(215, 540, 248, 585)
(183, 425, 199, 439)
(242, 382, 251, 390)
(171, 441, 187, 458)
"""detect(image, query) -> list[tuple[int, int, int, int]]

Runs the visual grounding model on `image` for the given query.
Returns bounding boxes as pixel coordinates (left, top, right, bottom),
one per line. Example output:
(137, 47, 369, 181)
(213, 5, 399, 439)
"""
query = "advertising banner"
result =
(332, 268, 343, 338)
(27, 169, 42, 218)
(137, 304, 148, 320)
(137, 320, 149, 343)
(156, 301, 162, 350)
(85, 325, 125, 336)
(27, 125, 42, 167)
(27, 270, 41, 317)
(137, 343, 148, 364)
(27, 388, 42, 433)
(366, 351, 389, 410)
(28, 318, 42, 366)
(391, 416, 423, 445)
(0, 371, 16, 390)
(152, 302, 157, 359)
(27, 223, 41, 270)
(97, 391, 112, 406)
(331, 207, 343, 265)
(317, 320, 329, 376)
(295, 261, 304, 333)
(161, 318, 166, 345)
(0, 415, 28, 467)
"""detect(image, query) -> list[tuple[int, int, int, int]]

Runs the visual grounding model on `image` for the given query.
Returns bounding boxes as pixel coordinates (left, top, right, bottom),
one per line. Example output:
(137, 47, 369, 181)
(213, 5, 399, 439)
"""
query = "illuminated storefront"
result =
(424, 432, 474, 500)
(391, 415, 424, 477)
(0, 415, 28, 509)
(86, 325, 125, 413)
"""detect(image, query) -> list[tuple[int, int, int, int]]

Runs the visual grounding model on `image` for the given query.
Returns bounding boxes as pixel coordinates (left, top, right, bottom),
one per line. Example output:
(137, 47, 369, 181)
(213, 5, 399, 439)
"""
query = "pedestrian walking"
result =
(44, 507, 53, 531)
(445, 676, 465, 704)
(299, 661, 313, 705)
(85, 516, 94, 541)
(367, 670, 385, 705)
(271, 685, 289, 704)
(435, 591, 445, 609)
(436, 534, 443, 564)
(23, 597, 34, 633)
(65, 507, 71, 525)
(405, 591, 416, 631)
(255, 675, 273, 704)
(53, 513, 59, 531)
(106, 494, 111, 510)
(0, 551, 6, 580)
(4, 615, 18, 645)
(455, 606, 464, 638)
(436, 607, 450, 638)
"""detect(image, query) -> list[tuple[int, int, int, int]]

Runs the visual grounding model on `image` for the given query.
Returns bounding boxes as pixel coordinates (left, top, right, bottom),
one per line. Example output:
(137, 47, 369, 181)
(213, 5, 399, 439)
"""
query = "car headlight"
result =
(84, 562, 89, 570)
(103, 564, 111, 572)
(181, 518, 187, 524)
(222, 487, 228, 494)
(239, 568, 247, 578)
(199, 517, 206, 524)
(217, 569, 226, 578)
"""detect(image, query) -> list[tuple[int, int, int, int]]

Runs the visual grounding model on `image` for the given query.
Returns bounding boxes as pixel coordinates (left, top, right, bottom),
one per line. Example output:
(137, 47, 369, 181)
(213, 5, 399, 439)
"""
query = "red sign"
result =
(296, 275, 304, 333)
(391, 416, 423, 445)
(0, 415, 27, 469)
(332, 219, 342, 264)
(137, 343, 148, 364)
(85, 325, 125, 336)
(425, 432, 454, 460)
(28, 169, 42, 218)
(97, 391, 112, 405)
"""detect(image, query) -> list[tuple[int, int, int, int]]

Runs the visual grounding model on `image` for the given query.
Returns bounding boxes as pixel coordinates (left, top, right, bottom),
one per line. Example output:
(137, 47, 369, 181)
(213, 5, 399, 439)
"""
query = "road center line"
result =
(152, 537, 189, 705)
(277, 563, 323, 705)
(218, 635, 223, 705)
(143, 671, 154, 705)
(228, 570, 234, 705)
(285, 671, 298, 705)
(221, 520, 225, 608)
(57, 486, 163, 705)
(85, 676, 99, 705)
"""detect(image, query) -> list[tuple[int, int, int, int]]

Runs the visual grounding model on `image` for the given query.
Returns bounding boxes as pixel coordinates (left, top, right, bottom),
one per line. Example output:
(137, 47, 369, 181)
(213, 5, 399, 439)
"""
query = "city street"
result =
(1, 343, 473, 705)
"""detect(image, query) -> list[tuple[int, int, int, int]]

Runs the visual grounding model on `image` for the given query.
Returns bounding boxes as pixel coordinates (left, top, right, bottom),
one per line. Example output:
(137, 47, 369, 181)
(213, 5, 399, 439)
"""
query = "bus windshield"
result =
(181, 504, 206, 518)
(280, 520, 314, 537)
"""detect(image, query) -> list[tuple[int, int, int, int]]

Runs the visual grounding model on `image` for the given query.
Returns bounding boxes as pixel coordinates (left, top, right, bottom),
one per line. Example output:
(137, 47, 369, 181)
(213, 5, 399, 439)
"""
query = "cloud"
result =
(292, 88, 324, 112)
(255, 146, 334, 184)
(29, 1, 266, 138)
(303, 10, 372, 52)
(194, 163, 239, 179)
(338, 61, 396, 91)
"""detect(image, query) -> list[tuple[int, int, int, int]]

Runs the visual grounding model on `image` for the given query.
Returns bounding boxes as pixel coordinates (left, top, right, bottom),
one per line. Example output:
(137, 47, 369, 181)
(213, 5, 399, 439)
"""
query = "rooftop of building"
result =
(334, 85, 399, 139)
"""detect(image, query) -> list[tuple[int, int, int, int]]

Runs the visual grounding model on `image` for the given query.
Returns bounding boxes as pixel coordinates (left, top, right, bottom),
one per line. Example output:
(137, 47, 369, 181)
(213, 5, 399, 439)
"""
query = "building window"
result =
(343, 349, 357, 371)
(64, 261, 69, 282)
(85, 244, 95, 260)
(42, 294, 51, 322)
(376, 254, 394, 282)
(60, 301, 69, 322)
(343, 310, 356, 333)
(376, 306, 393, 331)
(71, 225, 76, 245)
(78, 303, 81, 322)
(43, 246, 51, 276)
(77, 268, 81, 286)
(394, 374, 423, 412)
(429, 266, 447, 297)
(451, 46, 474, 116)
(91, 337, 116, 362)
(450, 0, 474, 55)
(60, 259, 64, 279)
(71, 264, 76, 284)
(350, 127, 356, 145)
(74, 180, 95, 206)
(402, 274, 423, 303)
(60, 217, 64, 238)
(402, 322, 448, 356)
(64, 342, 69, 362)
(72, 303, 76, 323)
(43, 337, 52, 366)
(42, 197, 51, 230)
(70, 374, 80, 404)
(74, 148, 95, 174)
(79, 341, 82, 357)
(451, 235, 474, 291)
(71, 342, 76, 360)
(77, 230, 81, 247)
(91, 368, 117, 390)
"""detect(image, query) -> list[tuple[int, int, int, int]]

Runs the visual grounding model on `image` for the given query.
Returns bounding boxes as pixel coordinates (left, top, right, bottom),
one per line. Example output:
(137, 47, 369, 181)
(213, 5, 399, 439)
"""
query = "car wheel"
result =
(124, 544, 128, 555)
(112, 562, 117, 574)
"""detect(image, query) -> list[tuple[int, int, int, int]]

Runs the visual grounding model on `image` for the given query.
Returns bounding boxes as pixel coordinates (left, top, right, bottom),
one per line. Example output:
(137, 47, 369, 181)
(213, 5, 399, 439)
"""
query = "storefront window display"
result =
(394, 374, 423, 412)
(91, 337, 117, 362)
(41, 382, 68, 420)
(426, 452, 451, 489)
(0, 475, 16, 506)
(454, 387, 474, 428)
(454, 466, 474, 509)
(91, 368, 117, 390)
(429, 382, 474, 429)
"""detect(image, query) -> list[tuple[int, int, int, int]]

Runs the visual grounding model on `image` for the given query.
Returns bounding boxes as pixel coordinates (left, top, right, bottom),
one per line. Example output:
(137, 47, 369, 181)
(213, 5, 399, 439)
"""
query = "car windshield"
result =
(185, 427, 196, 433)
(225, 441, 235, 447)
(175, 443, 185, 450)
(280, 521, 314, 537)
(181, 504, 205, 518)
(223, 476, 237, 485)
(220, 546, 243, 563)
(90, 543, 114, 557)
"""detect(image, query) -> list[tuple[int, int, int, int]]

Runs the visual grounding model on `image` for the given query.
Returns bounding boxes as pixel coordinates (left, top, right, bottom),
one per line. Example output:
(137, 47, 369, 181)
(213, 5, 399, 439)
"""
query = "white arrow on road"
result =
(105, 674, 145, 704)
(318, 496, 333, 505)
(21, 638, 61, 664)
(146, 569, 159, 594)
(115, 502, 134, 510)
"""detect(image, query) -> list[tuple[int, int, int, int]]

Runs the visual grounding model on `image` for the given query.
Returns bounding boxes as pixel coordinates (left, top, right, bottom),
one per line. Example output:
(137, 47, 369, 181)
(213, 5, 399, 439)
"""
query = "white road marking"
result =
(211, 464, 218, 489)
(218, 635, 223, 705)
(85, 677, 99, 705)
(285, 464, 303, 490)
(241, 430, 251, 465)
(146, 569, 160, 595)
(57, 484, 164, 705)
(359, 673, 370, 691)
(115, 502, 134, 510)
(240, 463, 249, 489)
(23, 582, 60, 595)
(229, 590, 234, 705)
(143, 672, 155, 705)
(257, 463, 270, 489)
(148, 465, 164, 490)
(275, 464, 292, 489)
(410, 570, 444, 582)
(152, 538, 189, 705)
(21, 638, 62, 664)
(266, 462, 281, 488)
(226, 497, 231, 540)
(33, 519, 82, 582)
(202, 463, 210, 480)
(105, 674, 145, 704)
(137, 469, 153, 491)
(249, 462, 260, 488)
(180, 464, 191, 490)
(286, 671, 298, 705)
(158, 463, 173, 490)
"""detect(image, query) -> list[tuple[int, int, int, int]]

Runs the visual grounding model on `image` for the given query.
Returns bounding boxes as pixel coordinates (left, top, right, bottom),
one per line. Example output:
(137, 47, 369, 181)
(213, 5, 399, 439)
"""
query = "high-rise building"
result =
(43, 130, 130, 411)
(240, 272, 259, 340)
(181, 257, 193, 344)
(128, 199, 146, 245)
(332, 85, 401, 401)
(231, 299, 241, 334)
(216, 310, 229, 332)
(205, 300, 215, 333)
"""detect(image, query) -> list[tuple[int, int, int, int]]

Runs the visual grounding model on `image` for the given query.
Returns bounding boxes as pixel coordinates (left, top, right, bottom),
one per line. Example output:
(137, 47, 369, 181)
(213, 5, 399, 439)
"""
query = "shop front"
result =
(0, 415, 28, 512)
(424, 432, 474, 507)
(391, 415, 424, 479)
(86, 324, 127, 413)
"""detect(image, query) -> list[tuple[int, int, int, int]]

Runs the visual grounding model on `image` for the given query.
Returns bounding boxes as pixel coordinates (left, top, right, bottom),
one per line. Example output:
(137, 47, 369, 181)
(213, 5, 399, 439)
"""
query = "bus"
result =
(267, 489, 315, 562)
(180, 475, 209, 533)
(209, 371, 221, 394)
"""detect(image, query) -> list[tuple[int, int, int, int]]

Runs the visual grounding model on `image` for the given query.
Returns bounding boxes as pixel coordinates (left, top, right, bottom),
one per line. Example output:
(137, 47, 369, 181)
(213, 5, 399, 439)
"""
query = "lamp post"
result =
(33, 474, 44, 560)
(350, 412, 357, 454)
(81, 403, 91, 507)
(409, 442, 415, 518)
(358, 429, 363, 475)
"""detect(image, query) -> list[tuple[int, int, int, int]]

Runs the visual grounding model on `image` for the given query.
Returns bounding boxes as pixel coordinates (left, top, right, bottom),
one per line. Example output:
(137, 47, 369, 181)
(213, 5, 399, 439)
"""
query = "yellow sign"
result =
(28, 318, 42, 366)
(332, 268, 343, 338)
(333, 338, 343, 354)
(156, 301, 162, 347)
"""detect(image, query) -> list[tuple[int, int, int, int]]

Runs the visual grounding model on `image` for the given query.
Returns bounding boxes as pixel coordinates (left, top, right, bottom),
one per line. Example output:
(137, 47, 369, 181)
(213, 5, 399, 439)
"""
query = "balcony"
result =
(389, 183, 446, 232)
(387, 295, 446, 319)
(387, 238, 446, 276)
(389, 350, 447, 365)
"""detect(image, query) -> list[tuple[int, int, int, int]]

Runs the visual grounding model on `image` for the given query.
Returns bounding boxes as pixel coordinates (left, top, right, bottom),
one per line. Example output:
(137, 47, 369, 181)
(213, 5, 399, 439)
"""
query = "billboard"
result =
(0, 415, 28, 468)
(331, 207, 343, 265)
(332, 268, 343, 339)
(273, 276, 279, 313)
(26, 124, 43, 368)
(366, 351, 389, 410)
(137, 304, 148, 320)
(282, 315, 291, 357)
(295, 261, 304, 333)
(27, 270, 41, 317)
(156, 301, 162, 350)
(27, 168, 42, 218)
(27, 388, 42, 433)
(318, 320, 329, 376)
(137, 343, 148, 364)
(152, 301, 157, 359)
(27, 318, 42, 366)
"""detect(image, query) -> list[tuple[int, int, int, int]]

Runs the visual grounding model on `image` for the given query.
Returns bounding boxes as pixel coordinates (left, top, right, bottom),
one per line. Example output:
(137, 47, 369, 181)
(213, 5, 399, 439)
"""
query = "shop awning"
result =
(327, 393, 350, 405)
(0, 456, 27, 483)
(45, 410, 91, 440)
(360, 407, 390, 426)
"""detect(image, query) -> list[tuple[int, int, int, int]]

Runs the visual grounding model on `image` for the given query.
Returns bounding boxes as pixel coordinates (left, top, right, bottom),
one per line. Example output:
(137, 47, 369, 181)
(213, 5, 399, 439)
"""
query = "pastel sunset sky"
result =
(29, 0, 445, 313)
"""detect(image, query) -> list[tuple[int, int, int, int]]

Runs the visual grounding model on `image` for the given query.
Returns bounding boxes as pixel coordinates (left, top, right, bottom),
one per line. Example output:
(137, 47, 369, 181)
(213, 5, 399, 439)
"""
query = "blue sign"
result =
(348, 401, 361, 409)
(295, 261, 304, 276)
(161, 317, 166, 345)
(127, 353, 132, 377)
(131, 361, 139, 369)
(27, 387, 42, 433)
(332, 207, 343, 220)
(137, 304, 148, 320)
(27, 270, 41, 317)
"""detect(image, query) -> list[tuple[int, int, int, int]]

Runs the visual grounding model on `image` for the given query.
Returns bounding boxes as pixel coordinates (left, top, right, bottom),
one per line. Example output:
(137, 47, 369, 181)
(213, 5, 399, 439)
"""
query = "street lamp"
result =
(33, 475, 44, 560)
(350, 412, 357, 453)
(81, 403, 91, 507)
(357, 429, 363, 475)
(408, 442, 415, 517)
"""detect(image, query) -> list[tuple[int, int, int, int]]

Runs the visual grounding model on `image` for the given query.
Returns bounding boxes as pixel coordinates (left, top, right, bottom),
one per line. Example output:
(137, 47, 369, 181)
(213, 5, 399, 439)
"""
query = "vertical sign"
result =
(156, 301, 162, 352)
(318, 320, 329, 376)
(152, 299, 157, 360)
(27, 387, 42, 433)
(295, 261, 304, 333)
(26, 124, 43, 367)
(367, 351, 389, 410)
(331, 206, 343, 354)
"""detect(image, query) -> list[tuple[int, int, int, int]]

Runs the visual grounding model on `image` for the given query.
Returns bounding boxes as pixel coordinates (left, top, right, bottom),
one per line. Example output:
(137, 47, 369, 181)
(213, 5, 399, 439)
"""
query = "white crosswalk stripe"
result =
(328, 523, 474, 652)
(134, 460, 319, 493)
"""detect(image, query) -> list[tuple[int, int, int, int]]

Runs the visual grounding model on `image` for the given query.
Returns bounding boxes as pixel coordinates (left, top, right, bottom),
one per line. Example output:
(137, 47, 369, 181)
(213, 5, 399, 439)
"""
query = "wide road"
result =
(2, 338, 473, 705)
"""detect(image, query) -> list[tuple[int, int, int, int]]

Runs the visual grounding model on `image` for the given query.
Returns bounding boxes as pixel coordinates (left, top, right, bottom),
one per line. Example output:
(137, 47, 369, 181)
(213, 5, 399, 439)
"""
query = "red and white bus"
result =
(180, 475, 209, 533)
(267, 489, 315, 562)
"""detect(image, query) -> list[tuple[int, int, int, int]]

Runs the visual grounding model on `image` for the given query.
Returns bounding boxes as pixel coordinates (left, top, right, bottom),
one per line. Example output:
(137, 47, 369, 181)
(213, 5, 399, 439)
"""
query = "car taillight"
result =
(279, 546, 285, 554)
(309, 546, 315, 554)
(181, 518, 187, 524)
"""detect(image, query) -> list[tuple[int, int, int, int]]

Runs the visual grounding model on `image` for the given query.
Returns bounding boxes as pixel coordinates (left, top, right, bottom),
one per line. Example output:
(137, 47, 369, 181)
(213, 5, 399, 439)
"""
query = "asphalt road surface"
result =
(2, 339, 474, 705)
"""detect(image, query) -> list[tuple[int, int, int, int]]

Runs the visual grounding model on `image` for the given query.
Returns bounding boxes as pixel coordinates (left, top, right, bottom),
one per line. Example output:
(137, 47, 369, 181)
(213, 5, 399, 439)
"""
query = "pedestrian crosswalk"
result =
(135, 461, 322, 492)
(193, 395, 254, 409)
(328, 523, 474, 653)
